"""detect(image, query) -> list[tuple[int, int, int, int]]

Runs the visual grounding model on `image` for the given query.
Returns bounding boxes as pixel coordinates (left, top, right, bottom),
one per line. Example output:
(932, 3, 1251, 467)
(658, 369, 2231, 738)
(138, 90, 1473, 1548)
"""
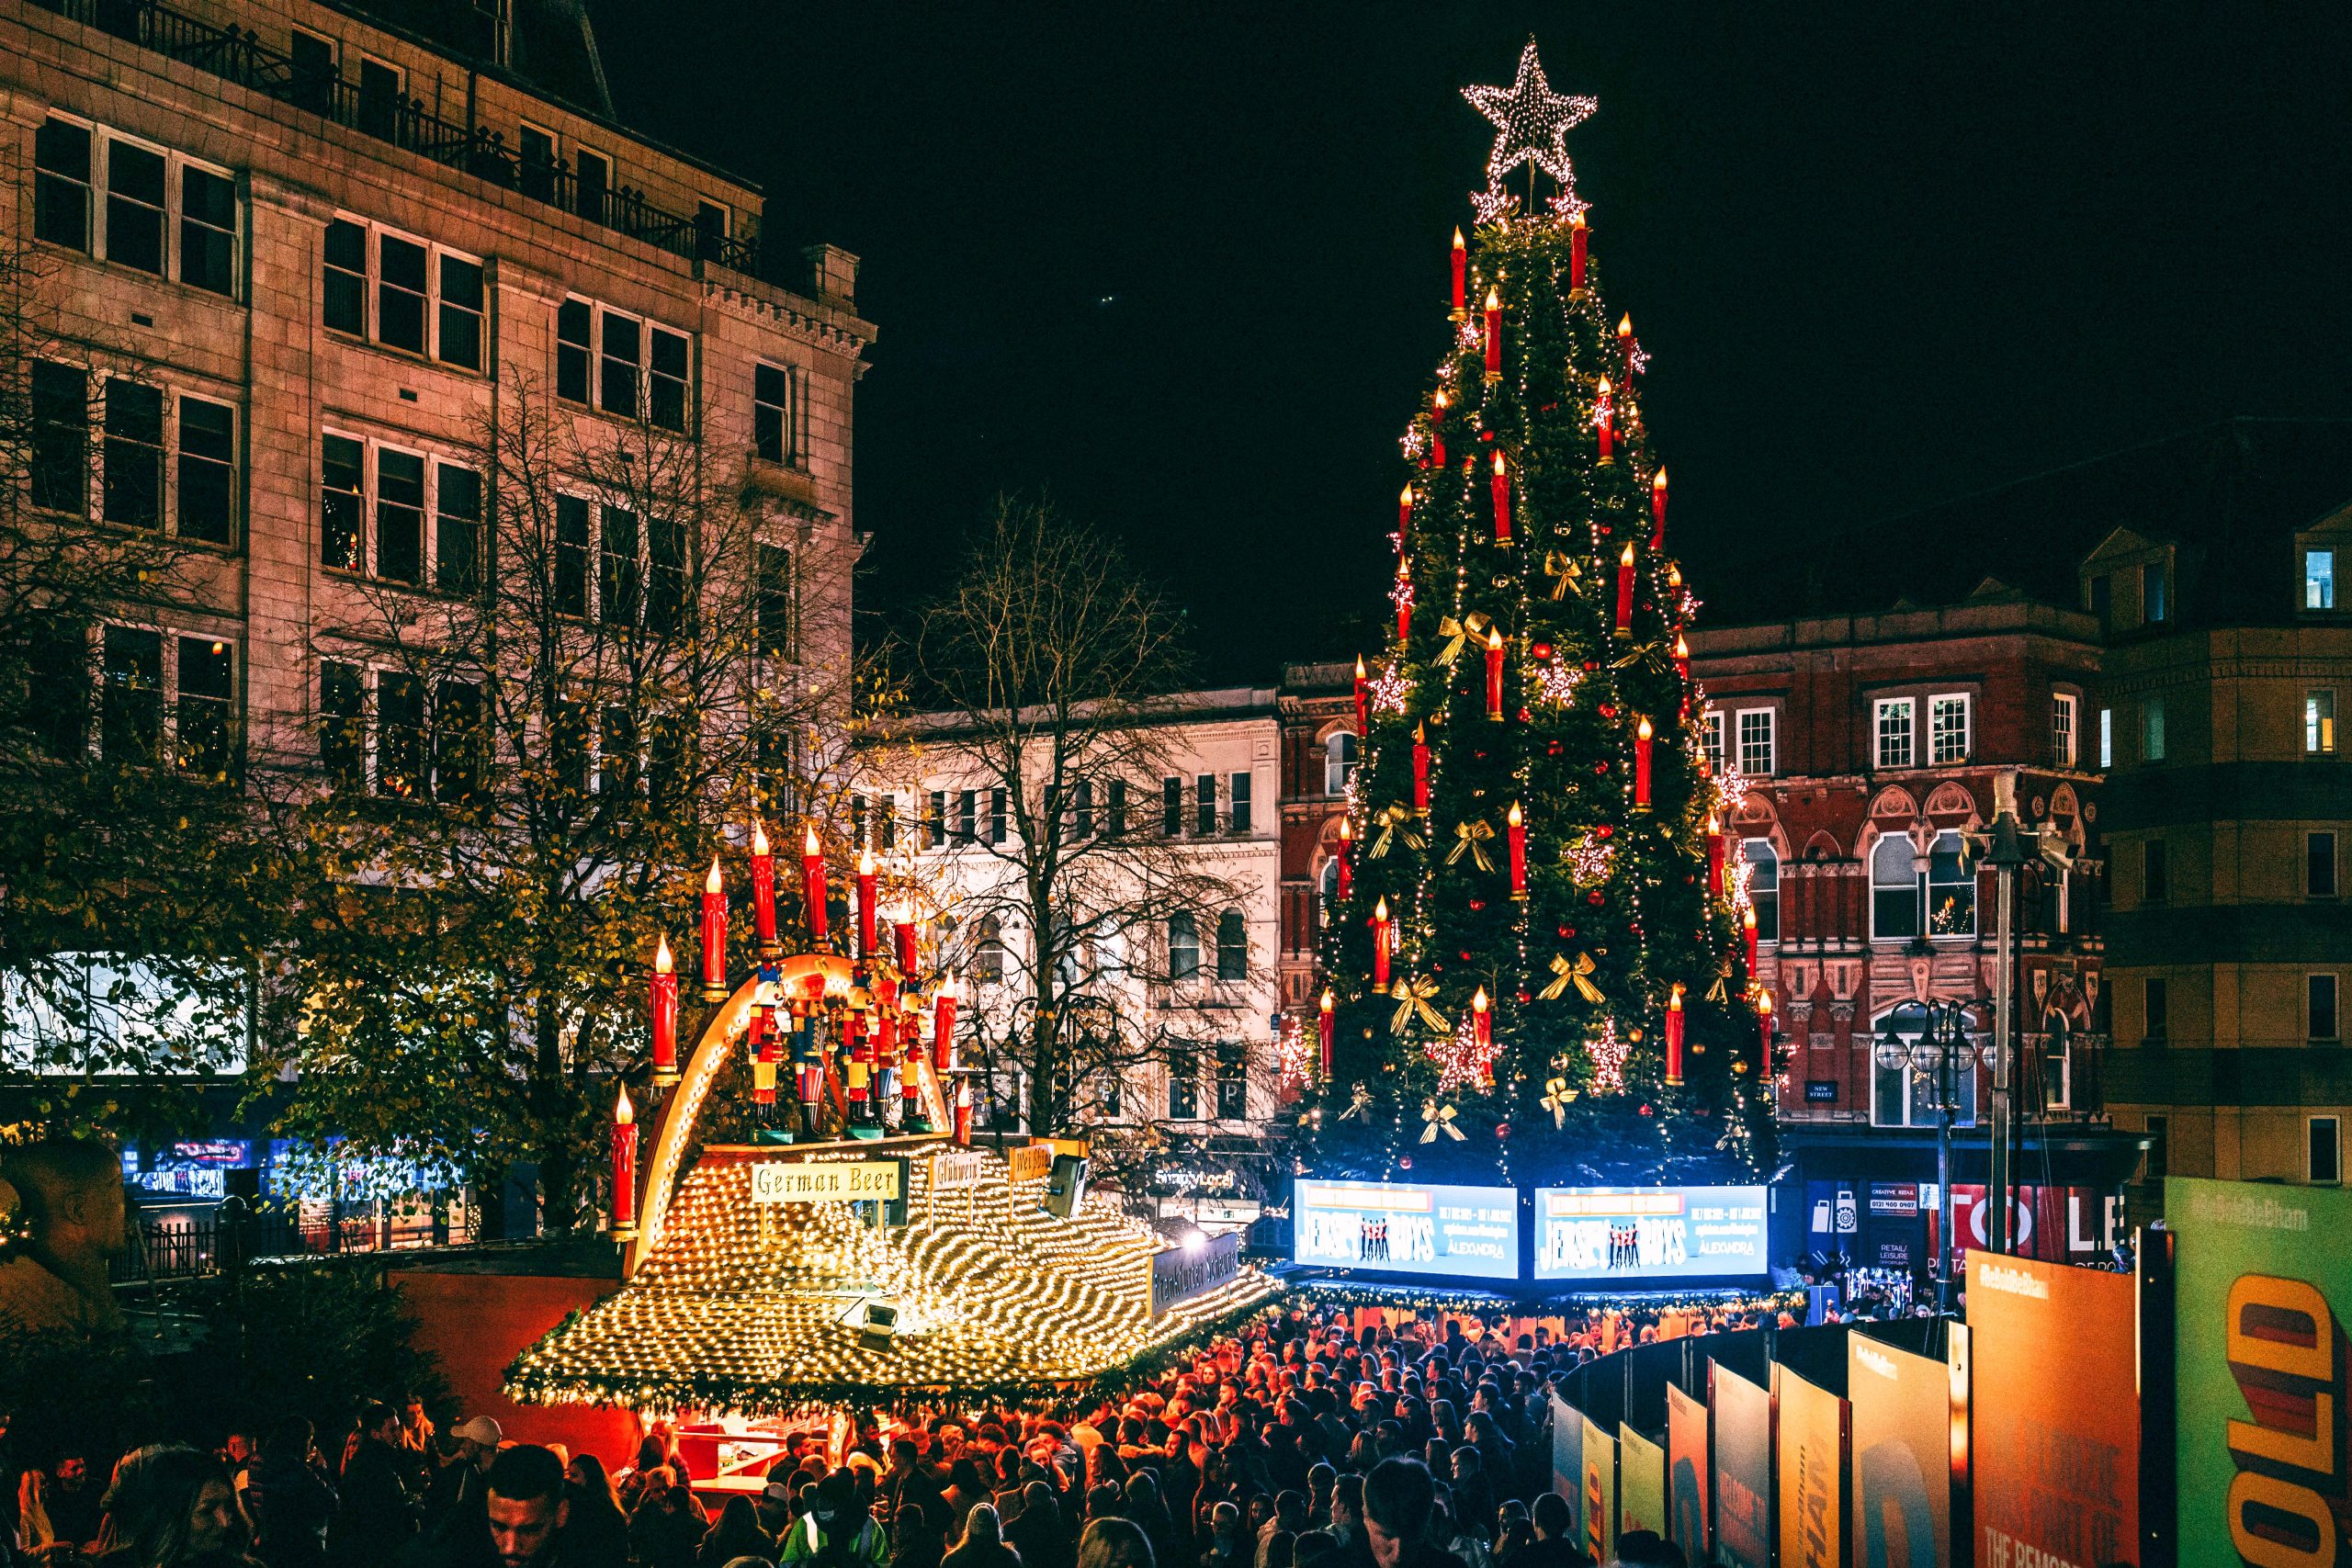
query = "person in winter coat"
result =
(937, 1506, 1016, 1568)
(246, 1420, 335, 1568)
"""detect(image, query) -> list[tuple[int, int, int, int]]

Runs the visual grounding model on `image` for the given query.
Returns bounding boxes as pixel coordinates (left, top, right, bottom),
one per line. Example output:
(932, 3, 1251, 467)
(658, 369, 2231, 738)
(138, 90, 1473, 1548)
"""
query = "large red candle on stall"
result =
(1450, 227, 1466, 313)
(799, 824, 828, 942)
(1395, 558, 1413, 643)
(1634, 716, 1655, 811)
(933, 981, 957, 1072)
(1483, 288, 1502, 379)
(1336, 816, 1354, 899)
(1489, 452, 1512, 545)
(1650, 467, 1669, 549)
(855, 849, 878, 958)
(1757, 990, 1775, 1077)
(1595, 378, 1616, 465)
(1507, 801, 1528, 900)
(1617, 314, 1634, 383)
(1706, 814, 1727, 896)
(1743, 906, 1759, 976)
(699, 859, 727, 1000)
(610, 1087, 638, 1239)
(1412, 725, 1431, 814)
(749, 820, 778, 954)
(1665, 985, 1687, 1087)
(1615, 542, 1637, 635)
(1353, 655, 1370, 737)
(1317, 989, 1335, 1077)
(1570, 212, 1588, 291)
(1471, 987, 1491, 1055)
(1430, 391, 1448, 469)
(1485, 626, 1506, 722)
(649, 934, 678, 1082)
(1372, 897, 1393, 988)
(894, 910, 918, 976)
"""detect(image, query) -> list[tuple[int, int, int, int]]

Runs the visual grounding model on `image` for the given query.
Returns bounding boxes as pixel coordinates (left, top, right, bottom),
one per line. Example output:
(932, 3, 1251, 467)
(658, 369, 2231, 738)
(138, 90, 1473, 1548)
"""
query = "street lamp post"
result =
(1876, 998, 1987, 1314)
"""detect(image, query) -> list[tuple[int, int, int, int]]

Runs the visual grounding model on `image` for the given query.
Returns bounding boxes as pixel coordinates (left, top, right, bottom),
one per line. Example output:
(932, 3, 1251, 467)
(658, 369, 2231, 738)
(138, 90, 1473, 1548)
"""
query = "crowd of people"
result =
(6, 1298, 1837, 1568)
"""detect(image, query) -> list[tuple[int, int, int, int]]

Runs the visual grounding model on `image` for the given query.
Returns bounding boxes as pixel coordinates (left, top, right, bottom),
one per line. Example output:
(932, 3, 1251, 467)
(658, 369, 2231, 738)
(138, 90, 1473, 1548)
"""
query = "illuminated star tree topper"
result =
(1463, 39, 1597, 219)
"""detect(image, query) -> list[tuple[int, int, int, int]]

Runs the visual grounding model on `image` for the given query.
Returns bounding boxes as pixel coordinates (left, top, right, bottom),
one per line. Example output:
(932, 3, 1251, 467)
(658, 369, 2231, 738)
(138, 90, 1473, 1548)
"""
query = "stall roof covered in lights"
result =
(507, 1139, 1281, 1414)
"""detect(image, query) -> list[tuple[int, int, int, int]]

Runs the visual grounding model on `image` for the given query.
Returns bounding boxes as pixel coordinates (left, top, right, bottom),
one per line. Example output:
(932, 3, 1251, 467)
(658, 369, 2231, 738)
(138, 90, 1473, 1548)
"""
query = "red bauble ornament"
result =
(1399, 1155, 1413, 1169)
(1583, 660, 1600, 671)
(1599, 524, 1612, 535)
(1532, 641, 1555, 659)
(1469, 898, 1486, 911)
(1516, 989, 1532, 1004)
(1594, 762, 1610, 775)
(1599, 704, 1618, 719)
(1495, 1122, 1510, 1140)
(1638, 1104, 1654, 1117)
(1518, 706, 1533, 722)
(1547, 741, 1565, 756)
(1555, 925, 1572, 938)
(1458, 949, 1473, 962)
(1587, 891, 1605, 906)
(1597, 825, 1613, 839)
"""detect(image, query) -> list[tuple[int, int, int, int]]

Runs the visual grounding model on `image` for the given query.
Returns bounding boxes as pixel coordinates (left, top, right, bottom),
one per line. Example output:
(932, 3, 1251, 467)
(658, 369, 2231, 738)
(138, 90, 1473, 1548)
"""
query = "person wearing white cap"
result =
(424, 1416, 503, 1530)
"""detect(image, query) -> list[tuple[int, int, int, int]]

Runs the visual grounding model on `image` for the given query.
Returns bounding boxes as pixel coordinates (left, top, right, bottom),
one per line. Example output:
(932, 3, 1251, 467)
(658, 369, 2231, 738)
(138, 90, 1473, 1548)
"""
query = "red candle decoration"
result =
(650, 934, 678, 1083)
(933, 980, 958, 1073)
(1617, 313, 1634, 383)
(1706, 814, 1727, 897)
(1336, 817, 1354, 899)
(954, 1077, 973, 1145)
(1614, 542, 1636, 635)
(699, 859, 727, 1001)
(1472, 987, 1491, 1055)
(1665, 984, 1687, 1086)
(1650, 466, 1669, 548)
(894, 910, 918, 977)
(1634, 716, 1655, 811)
(1450, 227, 1466, 313)
(1570, 212, 1589, 291)
(1412, 724, 1431, 815)
(1595, 378, 1616, 465)
(1673, 632, 1690, 685)
(1397, 483, 1415, 541)
(800, 823, 828, 942)
(1507, 801, 1528, 900)
(856, 848, 878, 958)
(610, 1086, 638, 1240)
(1353, 654, 1370, 737)
(1757, 990, 1775, 1077)
(1483, 288, 1502, 380)
(1317, 988, 1336, 1077)
(1372, 897, 1393, 989)
(1743, 905, 1759, 976)
(1395, 557, 1413, 643)
(1485, 626, 1506, 722)
(749, 820, 779, 955)
(1489, 451, 1512, 545)
(1430, 390, 1448, 469)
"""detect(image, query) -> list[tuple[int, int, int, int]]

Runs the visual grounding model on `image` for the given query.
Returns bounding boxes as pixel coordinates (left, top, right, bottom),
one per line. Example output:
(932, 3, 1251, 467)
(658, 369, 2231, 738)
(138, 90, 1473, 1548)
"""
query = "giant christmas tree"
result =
(1307, 42, 1774, 1187)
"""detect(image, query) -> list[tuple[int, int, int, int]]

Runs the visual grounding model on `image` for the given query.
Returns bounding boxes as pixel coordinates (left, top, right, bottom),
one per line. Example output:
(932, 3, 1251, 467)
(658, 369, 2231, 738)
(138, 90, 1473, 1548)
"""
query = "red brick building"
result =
(1275, 660, 1355, 1017)
(1689, 589, 2143, 1262)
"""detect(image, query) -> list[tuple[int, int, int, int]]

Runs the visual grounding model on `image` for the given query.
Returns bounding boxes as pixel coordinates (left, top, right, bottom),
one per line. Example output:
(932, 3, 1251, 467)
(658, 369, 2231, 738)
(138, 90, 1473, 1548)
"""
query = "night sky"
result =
(587, 4, 2352, 683)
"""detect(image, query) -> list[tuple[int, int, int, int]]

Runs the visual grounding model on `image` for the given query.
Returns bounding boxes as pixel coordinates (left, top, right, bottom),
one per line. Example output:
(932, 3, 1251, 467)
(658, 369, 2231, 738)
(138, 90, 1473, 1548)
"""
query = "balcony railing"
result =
(31, 0, 762, 275)
(108, 1204, 477, 1283)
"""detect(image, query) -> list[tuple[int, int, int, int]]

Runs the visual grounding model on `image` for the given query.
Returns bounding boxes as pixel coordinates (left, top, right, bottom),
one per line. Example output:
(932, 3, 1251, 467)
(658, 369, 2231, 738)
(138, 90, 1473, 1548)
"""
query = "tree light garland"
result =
(1586, 1019, 1630, 1094)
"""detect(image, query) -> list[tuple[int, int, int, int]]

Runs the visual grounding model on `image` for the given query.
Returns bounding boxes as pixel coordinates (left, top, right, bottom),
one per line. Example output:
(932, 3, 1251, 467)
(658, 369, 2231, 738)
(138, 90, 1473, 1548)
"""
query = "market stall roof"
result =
(507, 1140, 1281, 1415)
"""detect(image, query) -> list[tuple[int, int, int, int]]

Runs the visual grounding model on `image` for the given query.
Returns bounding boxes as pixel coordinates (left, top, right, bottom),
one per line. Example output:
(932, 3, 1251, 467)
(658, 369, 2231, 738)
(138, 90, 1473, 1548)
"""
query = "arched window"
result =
(1928, 830, 1976, 936)
(1325, 731, 1358, 796)
(973, 914, 1005, 984)
(1216, 909, 1248, 980)
(1871, 835, 1919, 941)
(1744, 840, 1780, 942)
(1168, 910, 1200, 980)
(1319, 857, 1341, 904)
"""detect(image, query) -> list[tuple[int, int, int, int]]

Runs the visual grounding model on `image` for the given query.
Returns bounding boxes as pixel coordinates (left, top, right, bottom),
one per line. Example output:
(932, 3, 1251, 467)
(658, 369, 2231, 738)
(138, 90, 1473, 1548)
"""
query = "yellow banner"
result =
(750, 1160, 901, 1203)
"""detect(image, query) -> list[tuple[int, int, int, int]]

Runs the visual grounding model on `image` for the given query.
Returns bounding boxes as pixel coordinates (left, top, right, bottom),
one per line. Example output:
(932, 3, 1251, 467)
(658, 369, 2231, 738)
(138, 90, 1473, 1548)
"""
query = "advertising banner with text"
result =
(1581, 1412, 1617, 1566)
(1667, 1382, 1709, 1562)
(1292, 1179, 1518, 1280)
(1776, 1366, 1846, 1568)
(1711, 1364, 1772, 1568)
(1620, 1424, 1667, 1542)
(1967, 1252, 2138, 1567)
(2171, 1176, 2352, 1567)
(1847, 1337, 1949, 1568)
(1551, 1392, 1584, 1546)
(1534, 1185, 1770, 1280)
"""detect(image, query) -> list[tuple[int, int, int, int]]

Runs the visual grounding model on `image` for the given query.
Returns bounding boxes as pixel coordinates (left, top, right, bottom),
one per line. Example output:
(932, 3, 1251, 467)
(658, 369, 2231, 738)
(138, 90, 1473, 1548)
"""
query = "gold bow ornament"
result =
(1541, 1075, 1577, 1127)
(1420, 1098, 1465, 1143)
(1436, 611, 1492, 669)
(1543, 550, 1582, 602)
(1389, 976, 1450, 1036)
(1446, 818, 1498, 872)
(1539, 952, 1606, 1004)
(1368, 804, 1427, 859)
(1339, 1082, 1374, 1121)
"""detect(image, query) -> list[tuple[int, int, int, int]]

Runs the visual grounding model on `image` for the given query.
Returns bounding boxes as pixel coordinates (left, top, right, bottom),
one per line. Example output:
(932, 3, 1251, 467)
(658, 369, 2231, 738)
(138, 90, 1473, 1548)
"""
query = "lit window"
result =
(2098, 706, 2113, 769)
(2143, 561, 2167, 623)
(1325, 731, 1358, 795)
(2051, 693, 2078, 769)
(2143, 697, 2167, 763)
(2308, 692, 2336, 755)
(1929, 694, 1971, 764)
(1702, 710, 1724, 774)
(1927, 830, 1975, 936)
(2307, 549, 2336, 610)
(1736, 708, 1776, 776)
(1874, 698, 1914, 770)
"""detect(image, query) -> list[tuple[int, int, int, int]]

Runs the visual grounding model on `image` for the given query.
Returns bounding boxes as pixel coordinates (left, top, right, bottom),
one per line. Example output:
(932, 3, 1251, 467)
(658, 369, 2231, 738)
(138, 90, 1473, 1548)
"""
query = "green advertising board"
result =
(2171, 1175, 2352, 1565)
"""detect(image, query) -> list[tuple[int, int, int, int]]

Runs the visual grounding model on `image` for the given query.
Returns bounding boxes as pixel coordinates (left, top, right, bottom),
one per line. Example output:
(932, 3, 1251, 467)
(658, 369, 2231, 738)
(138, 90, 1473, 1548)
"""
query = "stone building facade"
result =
(1275, 660, 1355, 1018)
(5, 0, 868, 778)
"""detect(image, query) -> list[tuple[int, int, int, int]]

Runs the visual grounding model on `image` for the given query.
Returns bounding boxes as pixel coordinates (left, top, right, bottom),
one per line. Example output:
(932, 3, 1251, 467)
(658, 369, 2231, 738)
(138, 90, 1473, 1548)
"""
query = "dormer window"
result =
(2308, 549, 2336, 611)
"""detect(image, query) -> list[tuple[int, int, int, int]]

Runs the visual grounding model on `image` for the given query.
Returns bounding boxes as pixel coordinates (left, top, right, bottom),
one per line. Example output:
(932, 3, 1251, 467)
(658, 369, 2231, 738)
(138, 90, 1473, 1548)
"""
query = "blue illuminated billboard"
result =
(1293, 1179, 1518, 1280)
(1533, 1186, 1769, 1280)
